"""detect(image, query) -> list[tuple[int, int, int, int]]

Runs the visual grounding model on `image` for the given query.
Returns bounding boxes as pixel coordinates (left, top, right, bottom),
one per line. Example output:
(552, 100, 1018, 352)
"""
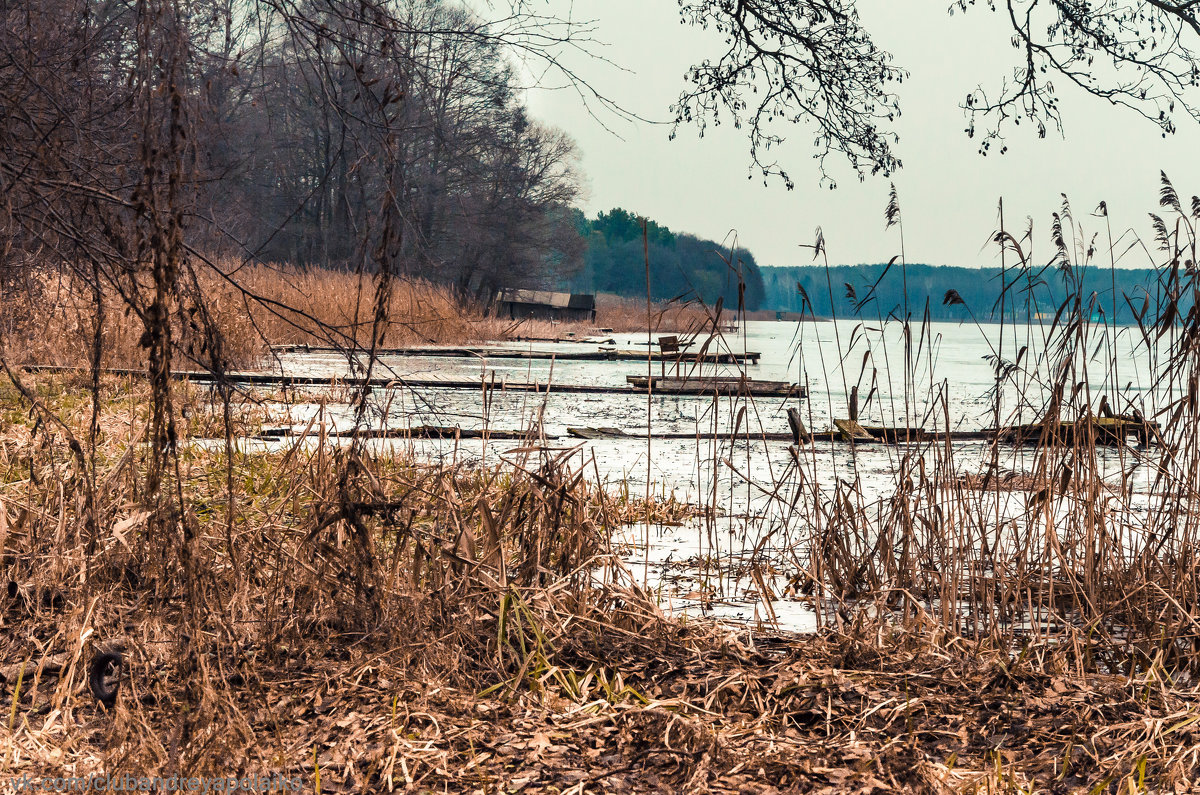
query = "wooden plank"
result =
(272, 344, 760, 364)
(565, 427, 629, 439)
(261, 422, 1152, 446)
(833, 419, 875, 442)
(629, 375, 756, 386)
(563, 423, 1159, 446)
(605, 349, 760, 364)
(986, 417, 1160, 447)
(567, 428, 795, 442)
(21, 365, 802, 399)
(860, 425, 932, 442)
(624, 375, 800, 397)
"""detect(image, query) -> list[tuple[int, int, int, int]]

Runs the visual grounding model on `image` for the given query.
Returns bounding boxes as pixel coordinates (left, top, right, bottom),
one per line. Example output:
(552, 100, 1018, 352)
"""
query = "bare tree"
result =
(673, 0, 904, 188)
(957, 0, 1200, 153)
(674, 0, 1200, 184)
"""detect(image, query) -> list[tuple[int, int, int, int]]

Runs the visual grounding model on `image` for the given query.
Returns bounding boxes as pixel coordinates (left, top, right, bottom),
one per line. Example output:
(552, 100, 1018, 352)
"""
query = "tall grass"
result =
(696, 176, 1200, 680)
(0, 257, 728, 371)
(0, 261, 546, 368)
(592, 293, 712, 333)
(6, 181, 1200, 790)
(0, 373, 692, 773)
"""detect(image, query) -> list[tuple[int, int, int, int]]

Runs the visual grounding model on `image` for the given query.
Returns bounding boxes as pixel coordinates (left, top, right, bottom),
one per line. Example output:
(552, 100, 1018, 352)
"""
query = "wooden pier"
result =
(564, 419, 1152, 446)
(272, 344, 761, 365)
(624, 375, 802, 397)
(567, 427, 797, 442)
(989, 416, 1160, 447)
(258, 423, 1137, 446)
(22, 366, 803, 399)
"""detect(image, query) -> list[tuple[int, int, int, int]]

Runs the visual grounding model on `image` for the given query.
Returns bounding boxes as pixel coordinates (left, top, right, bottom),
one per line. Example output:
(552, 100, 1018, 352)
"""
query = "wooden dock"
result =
(564, 422, 1143, 446)
(22, 366, 802, 399)
(272, 344, 761, 365)
(989, 416, 1159, 447)
(625, 375, 803, 397)
(568, 427, 796, 442)
(256, 424, 1083, 445)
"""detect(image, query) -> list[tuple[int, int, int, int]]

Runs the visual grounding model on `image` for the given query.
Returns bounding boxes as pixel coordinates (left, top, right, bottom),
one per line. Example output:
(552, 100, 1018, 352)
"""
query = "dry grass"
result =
(234, 263, 511, 349)
(8, 180, 1200, 792)
(2, 375, 1198, 792)
(1, 262, 552, 368)
(593, 293, 714, 334)
(1, 265, 730, 369)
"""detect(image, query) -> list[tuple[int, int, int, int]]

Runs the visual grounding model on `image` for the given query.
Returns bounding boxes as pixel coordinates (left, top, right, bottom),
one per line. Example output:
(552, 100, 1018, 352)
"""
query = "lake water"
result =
(259, 319, 1170, 631)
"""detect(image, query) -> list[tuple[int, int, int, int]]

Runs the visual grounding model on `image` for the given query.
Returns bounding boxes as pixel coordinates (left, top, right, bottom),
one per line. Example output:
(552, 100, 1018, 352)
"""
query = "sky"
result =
(516, 0, 1200, 270)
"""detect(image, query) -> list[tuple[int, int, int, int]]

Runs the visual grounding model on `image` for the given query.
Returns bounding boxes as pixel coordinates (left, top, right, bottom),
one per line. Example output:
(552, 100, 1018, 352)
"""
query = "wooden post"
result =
(787, 407, 811, 445)
(849, 385, 859, 423)
(658, 335, 679, 379)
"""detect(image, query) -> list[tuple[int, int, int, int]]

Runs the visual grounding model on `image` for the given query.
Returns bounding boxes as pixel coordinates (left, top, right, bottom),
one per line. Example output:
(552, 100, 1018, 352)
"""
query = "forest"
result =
(566, 209, 767, 311)
(0, 0, 764, 311)
(761, 263, 1170, 323)
(0, 0, 588, 302)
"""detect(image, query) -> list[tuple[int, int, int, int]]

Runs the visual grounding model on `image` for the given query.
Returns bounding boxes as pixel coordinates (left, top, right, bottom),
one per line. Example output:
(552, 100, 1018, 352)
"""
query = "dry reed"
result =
(7, 179, 1200, 791)
(5, 375, 1199, 792)
(1, 262, 583, 368)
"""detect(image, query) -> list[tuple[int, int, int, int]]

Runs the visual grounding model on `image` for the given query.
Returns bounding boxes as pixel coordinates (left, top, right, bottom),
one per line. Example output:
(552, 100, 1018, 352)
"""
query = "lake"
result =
(263, 319, 1167, 631)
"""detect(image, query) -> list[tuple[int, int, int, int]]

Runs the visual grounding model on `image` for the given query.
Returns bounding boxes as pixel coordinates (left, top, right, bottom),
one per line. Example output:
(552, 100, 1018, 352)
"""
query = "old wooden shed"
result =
(495, 289, 596, 323)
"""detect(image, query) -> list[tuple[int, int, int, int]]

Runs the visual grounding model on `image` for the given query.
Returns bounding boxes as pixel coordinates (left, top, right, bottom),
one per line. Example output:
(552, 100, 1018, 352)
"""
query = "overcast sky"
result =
(518, 0, 1200, 269)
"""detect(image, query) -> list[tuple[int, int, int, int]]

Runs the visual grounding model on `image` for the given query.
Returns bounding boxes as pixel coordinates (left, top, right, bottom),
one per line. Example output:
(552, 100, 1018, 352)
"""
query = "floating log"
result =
(625, 375, 803, 398)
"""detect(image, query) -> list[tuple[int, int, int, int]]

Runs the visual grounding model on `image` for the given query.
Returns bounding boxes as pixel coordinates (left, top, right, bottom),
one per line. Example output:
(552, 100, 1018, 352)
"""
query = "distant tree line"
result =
(563, 209, 766, 311)
(761, 263, 1176, 324)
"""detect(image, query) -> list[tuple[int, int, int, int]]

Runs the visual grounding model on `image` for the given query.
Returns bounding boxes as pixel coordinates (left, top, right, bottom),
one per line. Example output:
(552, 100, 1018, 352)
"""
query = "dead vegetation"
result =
(0, 334, 1198, 795)
(3, 0, 1200, 785)
(4, 264, 517, 369)
(0, 263, 720, 369)
(5, 176, 1200, 788)
(592, 293, 715, 335)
